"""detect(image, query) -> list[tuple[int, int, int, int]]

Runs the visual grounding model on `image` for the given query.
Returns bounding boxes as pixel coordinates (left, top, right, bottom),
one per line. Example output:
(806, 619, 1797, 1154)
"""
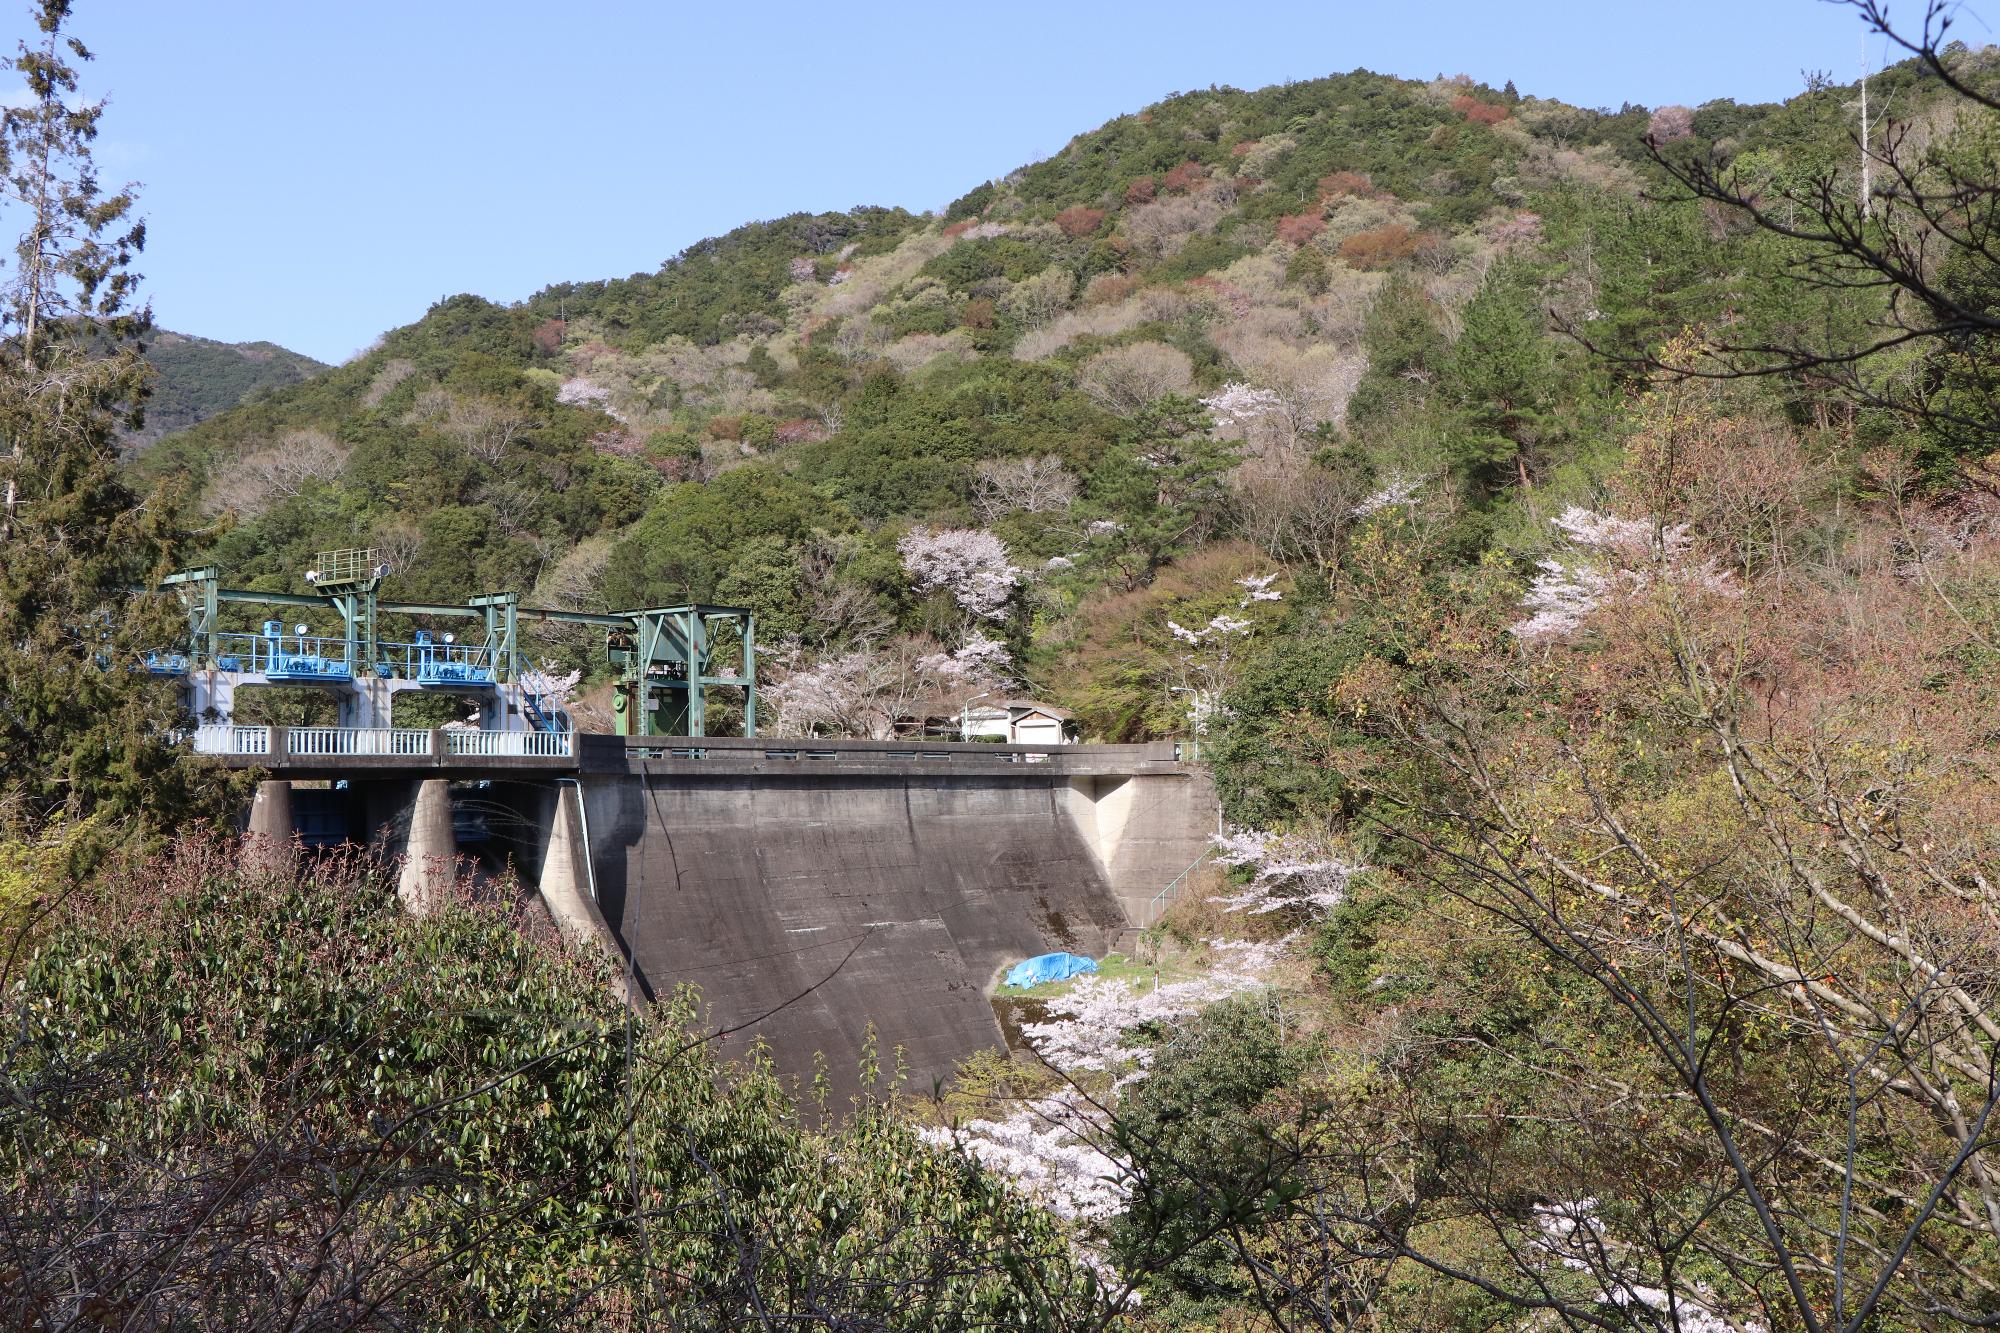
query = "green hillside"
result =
(126, 328, 325, 450)
(141, 62, 1914, 733)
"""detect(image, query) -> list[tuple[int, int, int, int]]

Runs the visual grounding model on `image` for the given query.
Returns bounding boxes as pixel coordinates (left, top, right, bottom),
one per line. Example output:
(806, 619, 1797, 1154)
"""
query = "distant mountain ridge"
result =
(127, 329, 325, 451)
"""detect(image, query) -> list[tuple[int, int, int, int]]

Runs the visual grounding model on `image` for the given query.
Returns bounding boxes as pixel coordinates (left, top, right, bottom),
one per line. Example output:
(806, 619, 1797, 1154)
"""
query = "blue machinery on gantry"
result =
(144, 547, 756, 737)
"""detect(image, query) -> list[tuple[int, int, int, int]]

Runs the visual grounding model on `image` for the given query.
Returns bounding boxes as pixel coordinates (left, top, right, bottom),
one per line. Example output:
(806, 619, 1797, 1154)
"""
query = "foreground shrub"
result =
(0, 839, 1096, 1328)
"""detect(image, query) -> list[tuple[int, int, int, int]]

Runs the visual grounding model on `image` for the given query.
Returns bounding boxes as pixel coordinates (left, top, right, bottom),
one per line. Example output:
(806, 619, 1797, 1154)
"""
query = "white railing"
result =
(288, 727, 431, 757)
(445, 729, 572, 758)
(185, 725, 573, 761)
(191, 724, 272, 755)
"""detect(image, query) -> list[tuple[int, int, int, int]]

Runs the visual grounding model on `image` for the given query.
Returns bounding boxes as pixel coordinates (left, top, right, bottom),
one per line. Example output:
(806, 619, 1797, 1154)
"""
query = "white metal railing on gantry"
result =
(288, 727, 432, 757)
(183, 725, 573, 762)
(445, 729, 573, 758)
(192, 724, 272, 755)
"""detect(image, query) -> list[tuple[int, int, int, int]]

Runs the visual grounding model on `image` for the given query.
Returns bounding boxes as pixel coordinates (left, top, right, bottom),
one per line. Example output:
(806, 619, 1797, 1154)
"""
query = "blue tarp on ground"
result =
(1004, 952, 1098, 989)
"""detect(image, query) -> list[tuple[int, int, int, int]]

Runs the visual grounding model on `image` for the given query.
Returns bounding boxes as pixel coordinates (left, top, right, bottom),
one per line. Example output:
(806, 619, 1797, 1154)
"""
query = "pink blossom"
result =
(1512, 559, 1614, 643)
(921, 1091, 1128, 1222)
(1648, 104, 1695, 144)
(1184, 690, 1226, 734)
(1353, 474, 1423, 517)
(760, 631, 1014, 738)
(556, 377, 611, 409)
(1235, 572, 1283, 604)
(898, 526, 1022, 622)
(929, 934, 1292, 1246)
(1210, 827, 1360, 916)
(1534, 1199, 1761, 1333)
(914, 629, 1013, 682)
(1512, 507, 1733, 643)
(1200, 381, 1283, 428)
(1205, 614, 1253, 638)
(519, 664, 582, 713)
(1017, 941, 1287, 1074)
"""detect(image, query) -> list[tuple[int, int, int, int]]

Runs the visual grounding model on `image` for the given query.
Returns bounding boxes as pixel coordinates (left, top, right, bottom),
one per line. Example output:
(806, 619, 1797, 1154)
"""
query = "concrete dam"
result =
(229, 733, 1217, 1093)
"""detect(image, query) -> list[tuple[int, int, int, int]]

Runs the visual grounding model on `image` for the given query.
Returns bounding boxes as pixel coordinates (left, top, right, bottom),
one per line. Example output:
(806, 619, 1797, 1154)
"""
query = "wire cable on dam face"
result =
(627, 760, 877, 1073)
(634, 758, 887, 974)
(640, 760, 687, 897)
(664, 929, 874, 974)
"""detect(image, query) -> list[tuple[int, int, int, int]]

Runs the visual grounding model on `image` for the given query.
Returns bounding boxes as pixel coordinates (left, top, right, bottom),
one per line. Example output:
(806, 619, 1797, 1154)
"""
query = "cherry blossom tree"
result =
(1511, 505, 1735, 643)
(1647, 104, 1695, 143)
(898, 526, 1022, 622)
(519, 664, 581, 709)
(554, 377, 608, 408)
(759, 630, 1014, 738)
(1352, 472, 1423, 518)
(1199, 381, 1283, 431)
(928, 933, 1291, 1256)
(1209, 827, 1360, 916)
(1162, 573, 1285, 734)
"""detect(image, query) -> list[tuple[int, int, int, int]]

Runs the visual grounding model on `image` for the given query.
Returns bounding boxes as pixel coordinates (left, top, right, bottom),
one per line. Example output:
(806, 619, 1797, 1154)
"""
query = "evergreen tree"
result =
(0, 0, 229, 846)
(1442, 261, 1556, 492)
(1096, 394, 1238, 589)
(1343, 273, 1450, 430)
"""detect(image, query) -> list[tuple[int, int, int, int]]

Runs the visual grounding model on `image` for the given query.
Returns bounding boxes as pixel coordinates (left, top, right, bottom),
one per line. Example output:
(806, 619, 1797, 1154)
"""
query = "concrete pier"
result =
(397, 778, 457, 914)
(244, 779, 294, 874)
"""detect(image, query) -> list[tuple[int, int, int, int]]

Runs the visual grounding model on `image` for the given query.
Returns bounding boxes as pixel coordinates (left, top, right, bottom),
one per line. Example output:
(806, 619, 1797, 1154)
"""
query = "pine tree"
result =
(1099, 394, 1239, 589)
(0, 0, 230, 847)
(1443, 261, 1556, 492)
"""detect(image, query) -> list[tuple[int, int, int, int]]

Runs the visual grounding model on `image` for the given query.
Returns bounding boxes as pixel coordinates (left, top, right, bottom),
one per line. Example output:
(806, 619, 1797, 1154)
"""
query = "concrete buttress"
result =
(539, 783, 636, 1007)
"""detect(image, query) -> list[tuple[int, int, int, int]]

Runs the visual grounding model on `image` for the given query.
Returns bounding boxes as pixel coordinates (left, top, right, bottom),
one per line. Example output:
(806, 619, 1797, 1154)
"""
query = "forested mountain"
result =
(143, 60, 1918, 734)
(125, 329, 324, 450)
(76, 38, 2000, 1326)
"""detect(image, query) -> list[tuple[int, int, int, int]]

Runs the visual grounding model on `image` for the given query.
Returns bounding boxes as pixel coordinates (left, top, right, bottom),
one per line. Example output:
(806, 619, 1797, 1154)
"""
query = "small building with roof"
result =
(959, 699, 1075, 745)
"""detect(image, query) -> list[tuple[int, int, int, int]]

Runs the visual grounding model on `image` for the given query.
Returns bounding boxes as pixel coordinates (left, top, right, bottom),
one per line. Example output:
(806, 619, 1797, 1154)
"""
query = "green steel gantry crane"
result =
(155, 549, 756, 737)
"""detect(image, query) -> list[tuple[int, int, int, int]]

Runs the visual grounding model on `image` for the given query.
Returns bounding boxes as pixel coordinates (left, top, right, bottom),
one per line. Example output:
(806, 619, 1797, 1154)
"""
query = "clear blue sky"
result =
(64, 0, 1902, 364)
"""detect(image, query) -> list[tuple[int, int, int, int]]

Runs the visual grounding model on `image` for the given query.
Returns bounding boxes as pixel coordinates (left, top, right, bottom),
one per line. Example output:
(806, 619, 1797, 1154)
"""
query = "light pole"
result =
(961, 692, 991, 742)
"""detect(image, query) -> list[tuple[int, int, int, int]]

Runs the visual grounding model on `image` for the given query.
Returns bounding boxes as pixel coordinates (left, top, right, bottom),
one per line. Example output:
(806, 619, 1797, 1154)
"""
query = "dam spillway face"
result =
(578, 756, 1214, 1096)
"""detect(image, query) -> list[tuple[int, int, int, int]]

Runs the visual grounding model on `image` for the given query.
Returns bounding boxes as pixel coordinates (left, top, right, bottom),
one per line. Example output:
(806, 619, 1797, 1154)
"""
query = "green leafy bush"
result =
(0, 840, 1097, 1327)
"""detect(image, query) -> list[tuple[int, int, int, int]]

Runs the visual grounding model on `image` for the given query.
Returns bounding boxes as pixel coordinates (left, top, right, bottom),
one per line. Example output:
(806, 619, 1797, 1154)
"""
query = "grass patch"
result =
(999, 949, 1205, 1000)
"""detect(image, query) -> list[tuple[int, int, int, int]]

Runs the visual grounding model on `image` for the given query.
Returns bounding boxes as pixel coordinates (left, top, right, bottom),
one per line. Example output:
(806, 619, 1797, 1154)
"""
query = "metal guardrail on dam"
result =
(191, 727, 1201, 777)
(591, 734, 1201, 777)
(191, 724, 575, 771)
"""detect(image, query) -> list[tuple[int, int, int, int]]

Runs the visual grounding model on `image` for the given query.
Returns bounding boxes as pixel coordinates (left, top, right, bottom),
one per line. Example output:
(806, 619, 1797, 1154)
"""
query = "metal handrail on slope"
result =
(1141, 847, 1214, 929)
